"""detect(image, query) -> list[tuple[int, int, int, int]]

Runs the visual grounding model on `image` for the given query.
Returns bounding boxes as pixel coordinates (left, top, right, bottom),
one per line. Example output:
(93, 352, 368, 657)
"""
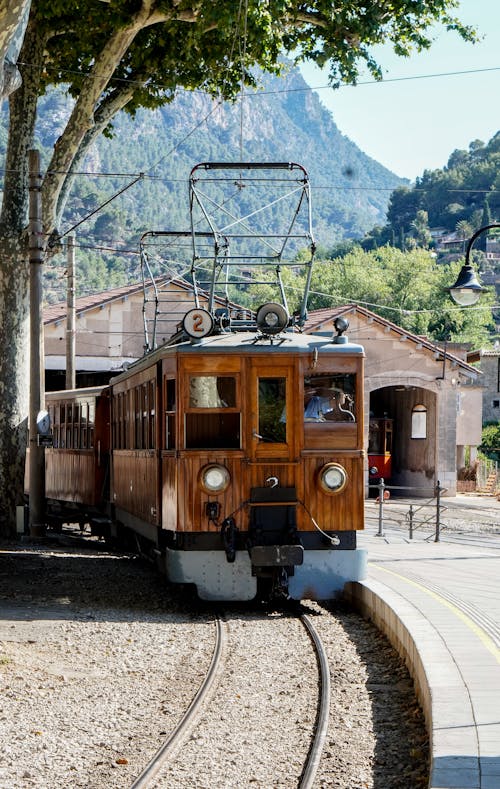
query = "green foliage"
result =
(379, 133, 500, 249)
(32, 0, 477, 108)
(300, 246, 495, 345)
(480, 422, 500, 462)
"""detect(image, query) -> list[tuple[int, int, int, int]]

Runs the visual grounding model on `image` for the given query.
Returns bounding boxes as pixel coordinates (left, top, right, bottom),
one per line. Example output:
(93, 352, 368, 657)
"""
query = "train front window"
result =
(185, 375, 240, 449)
(304, 374, 356, 422)
(189, 376, 236, 408)
(258, 377, 286, 444)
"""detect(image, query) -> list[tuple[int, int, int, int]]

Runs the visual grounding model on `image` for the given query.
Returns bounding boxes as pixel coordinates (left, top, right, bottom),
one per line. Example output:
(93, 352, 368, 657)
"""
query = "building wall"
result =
(476, 355, 500, 424)
(336, 314, 481, 496)
(44, 282, 205, 365)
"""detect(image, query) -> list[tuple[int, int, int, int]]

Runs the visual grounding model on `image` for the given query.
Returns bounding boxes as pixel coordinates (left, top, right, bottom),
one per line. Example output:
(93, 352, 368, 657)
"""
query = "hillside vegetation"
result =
(364, 133, 500, 251)
(8, 66, 405, 302)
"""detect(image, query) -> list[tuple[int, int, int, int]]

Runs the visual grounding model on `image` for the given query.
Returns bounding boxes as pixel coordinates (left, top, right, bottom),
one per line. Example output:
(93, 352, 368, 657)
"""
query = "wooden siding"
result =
(301, 453, 365, 531)
(112, 450, 160, 525)
(45, 450, 100, 505)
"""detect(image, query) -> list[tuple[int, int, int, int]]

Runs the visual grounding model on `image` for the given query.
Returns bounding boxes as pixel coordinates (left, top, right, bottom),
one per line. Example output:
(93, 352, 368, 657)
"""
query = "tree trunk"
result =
(0, 236, 30, 535)
(0, 21, 42, 535)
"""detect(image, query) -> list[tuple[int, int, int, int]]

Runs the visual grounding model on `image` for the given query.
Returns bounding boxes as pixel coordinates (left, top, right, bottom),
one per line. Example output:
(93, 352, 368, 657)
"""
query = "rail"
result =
(129, 615, 226, 788)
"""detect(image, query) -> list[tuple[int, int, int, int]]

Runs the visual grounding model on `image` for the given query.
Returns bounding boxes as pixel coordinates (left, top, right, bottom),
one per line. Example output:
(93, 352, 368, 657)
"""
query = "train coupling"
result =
(250, 544, 304, 567)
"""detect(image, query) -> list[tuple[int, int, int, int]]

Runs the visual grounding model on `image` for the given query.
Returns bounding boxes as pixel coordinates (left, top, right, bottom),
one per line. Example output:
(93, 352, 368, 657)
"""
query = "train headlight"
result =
(318, 462, 348, 495)
(369, 466, 379, 476)
(199, 464, 231, 494)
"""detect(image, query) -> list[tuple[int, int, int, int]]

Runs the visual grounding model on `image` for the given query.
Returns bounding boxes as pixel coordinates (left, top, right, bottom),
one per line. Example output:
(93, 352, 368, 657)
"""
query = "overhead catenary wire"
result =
(17, 46, 496, 307)
(16, 59, 500, 96)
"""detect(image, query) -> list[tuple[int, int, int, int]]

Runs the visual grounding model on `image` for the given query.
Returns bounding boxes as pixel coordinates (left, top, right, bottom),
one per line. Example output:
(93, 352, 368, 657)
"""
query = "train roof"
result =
(45, 385, 109, 400)
(109, 329, 364, 385)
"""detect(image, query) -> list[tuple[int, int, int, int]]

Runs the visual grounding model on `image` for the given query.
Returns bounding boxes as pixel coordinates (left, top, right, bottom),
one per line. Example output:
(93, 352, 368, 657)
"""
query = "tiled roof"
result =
(305, 303, 479, 376)
(43, 277, 192, 325)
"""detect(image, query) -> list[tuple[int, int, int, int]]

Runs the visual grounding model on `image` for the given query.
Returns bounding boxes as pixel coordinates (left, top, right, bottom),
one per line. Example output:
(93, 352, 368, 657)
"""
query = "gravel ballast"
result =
(0, 536, 428, 788)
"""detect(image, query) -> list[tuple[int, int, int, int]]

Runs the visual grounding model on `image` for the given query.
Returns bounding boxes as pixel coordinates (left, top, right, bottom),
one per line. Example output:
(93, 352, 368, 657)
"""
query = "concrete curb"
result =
(344, 579, 480, 789)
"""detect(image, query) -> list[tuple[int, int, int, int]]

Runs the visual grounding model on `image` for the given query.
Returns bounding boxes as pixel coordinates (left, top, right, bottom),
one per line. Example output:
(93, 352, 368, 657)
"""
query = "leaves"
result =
(302, 246, 494, 346)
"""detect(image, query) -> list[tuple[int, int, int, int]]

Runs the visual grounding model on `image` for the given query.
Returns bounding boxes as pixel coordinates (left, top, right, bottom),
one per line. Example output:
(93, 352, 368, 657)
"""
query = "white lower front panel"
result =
(287, 549, 368, 601)
(166, 548, 257, 601)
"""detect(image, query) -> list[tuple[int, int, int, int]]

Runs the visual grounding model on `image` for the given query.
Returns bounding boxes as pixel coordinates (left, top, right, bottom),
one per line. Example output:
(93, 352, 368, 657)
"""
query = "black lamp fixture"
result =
(448, 223, 500, 306)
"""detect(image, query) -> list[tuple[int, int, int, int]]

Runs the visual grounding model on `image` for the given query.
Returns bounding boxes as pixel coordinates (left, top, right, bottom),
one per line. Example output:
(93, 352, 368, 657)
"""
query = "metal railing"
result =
(367, 479, 447, 542)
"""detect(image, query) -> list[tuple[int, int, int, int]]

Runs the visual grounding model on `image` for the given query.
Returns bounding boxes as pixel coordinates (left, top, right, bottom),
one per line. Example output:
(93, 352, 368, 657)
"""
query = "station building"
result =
(43, 284, 483, 496)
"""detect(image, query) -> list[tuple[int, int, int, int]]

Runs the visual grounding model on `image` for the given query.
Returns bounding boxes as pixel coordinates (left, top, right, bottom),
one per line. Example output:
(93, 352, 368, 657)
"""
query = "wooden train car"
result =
(105, 308, 367, 601)
(39, 163, 368, 601)
(44, 386, 110, 529)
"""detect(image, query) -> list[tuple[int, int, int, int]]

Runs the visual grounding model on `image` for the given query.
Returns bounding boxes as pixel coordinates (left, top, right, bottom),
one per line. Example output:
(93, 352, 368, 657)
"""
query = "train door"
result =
(248, 360, 299, 462)
(246, 360, 302, 574)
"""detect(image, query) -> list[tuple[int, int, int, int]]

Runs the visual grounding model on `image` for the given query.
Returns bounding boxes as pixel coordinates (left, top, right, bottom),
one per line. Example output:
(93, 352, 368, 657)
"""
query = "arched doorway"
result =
(369, 385, 437, 497)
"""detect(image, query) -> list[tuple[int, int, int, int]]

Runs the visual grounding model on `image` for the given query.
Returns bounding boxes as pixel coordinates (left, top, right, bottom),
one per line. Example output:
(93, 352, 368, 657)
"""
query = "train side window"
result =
(148, 380, 156, 449)
(185, 375, 240, 449)
(49, 404, 58, 448)
(304, 374, 356, 422)
(134, 386, 142, 448)
(80, 402, 88, 449)
(112, 391, 126, 450)
(165, 378, 176, 450)
(411, 404, 427, 439)
(73, 404, 80, 449)
(258, 377, 286, 443)
(88, 400, 95, 449)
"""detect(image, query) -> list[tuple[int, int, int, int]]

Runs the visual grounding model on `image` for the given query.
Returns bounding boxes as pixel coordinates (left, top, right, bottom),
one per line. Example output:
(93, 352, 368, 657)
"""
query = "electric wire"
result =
(16, 59, 500, 95)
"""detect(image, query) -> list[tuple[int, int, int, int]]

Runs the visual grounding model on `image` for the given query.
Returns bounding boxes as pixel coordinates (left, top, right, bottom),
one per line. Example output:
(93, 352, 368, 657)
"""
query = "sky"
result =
(299, 0, 499, 182)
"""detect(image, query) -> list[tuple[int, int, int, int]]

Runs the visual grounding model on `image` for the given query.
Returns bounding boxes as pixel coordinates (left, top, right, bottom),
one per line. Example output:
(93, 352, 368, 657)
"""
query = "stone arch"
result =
(366, 382, 441, 497)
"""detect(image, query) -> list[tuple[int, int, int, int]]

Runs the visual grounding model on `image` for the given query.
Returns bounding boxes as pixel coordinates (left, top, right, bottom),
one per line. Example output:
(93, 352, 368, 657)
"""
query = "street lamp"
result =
(448, 223, 500, 306)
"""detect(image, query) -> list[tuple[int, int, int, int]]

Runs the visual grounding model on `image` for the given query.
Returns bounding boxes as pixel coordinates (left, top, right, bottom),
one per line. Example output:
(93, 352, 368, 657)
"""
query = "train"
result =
(36, 163, 368, 601)
(368, 416, 393, 484)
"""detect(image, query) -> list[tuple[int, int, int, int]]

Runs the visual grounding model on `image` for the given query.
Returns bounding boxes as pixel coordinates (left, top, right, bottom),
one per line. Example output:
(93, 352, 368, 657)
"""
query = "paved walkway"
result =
(345, 499, 500, 789)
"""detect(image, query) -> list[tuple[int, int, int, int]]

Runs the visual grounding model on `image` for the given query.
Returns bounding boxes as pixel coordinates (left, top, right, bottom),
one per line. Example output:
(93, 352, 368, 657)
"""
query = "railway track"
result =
(0, 539, 429, 788)
(129, 611, 332, 789)
(130, 616, 227, 789)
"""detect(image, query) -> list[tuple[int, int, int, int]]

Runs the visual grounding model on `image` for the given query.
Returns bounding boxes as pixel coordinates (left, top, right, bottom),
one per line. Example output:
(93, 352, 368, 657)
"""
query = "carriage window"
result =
(258, 377, 286, 443)
(304, 374, 356, 422)
(80, 403, 88, 449)
(185, 375, 240, 449)
(411, 404, 427, 439)
(133, 381, 156, 449)
(48, 404, 58, 448)
(165, 378, 176, 449)
(88, 400, 95, 449)
(189, 376, 236, 408)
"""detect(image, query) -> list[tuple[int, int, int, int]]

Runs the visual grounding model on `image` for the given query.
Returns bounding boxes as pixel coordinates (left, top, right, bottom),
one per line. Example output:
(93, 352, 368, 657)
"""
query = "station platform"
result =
(345, 516, 500, 789)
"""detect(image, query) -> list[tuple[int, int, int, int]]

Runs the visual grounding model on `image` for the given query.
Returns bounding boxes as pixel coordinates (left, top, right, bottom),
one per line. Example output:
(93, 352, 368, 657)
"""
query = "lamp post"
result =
(448, 222, 500, 306)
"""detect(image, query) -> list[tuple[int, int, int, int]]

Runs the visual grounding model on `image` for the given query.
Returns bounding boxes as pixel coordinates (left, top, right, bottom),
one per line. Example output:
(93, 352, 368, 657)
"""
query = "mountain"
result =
(6, 64, 407, 300)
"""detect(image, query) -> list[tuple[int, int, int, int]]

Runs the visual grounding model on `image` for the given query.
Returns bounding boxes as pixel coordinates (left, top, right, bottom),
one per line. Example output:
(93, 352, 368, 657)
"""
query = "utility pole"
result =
(28, 148, 45, 536)
(66, 233, 76, 389)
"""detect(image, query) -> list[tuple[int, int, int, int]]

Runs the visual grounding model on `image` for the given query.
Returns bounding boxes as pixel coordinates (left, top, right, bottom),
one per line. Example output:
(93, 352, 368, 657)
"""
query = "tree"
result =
(385, 186, 422, 247)
(0, 0, 478, 533)
(455, 219, 474, 251)
(0, 0, 30, 98)
(300, 247, 494, 347)
(480, 422, 500, 464)
(409, 209, 432, 249)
